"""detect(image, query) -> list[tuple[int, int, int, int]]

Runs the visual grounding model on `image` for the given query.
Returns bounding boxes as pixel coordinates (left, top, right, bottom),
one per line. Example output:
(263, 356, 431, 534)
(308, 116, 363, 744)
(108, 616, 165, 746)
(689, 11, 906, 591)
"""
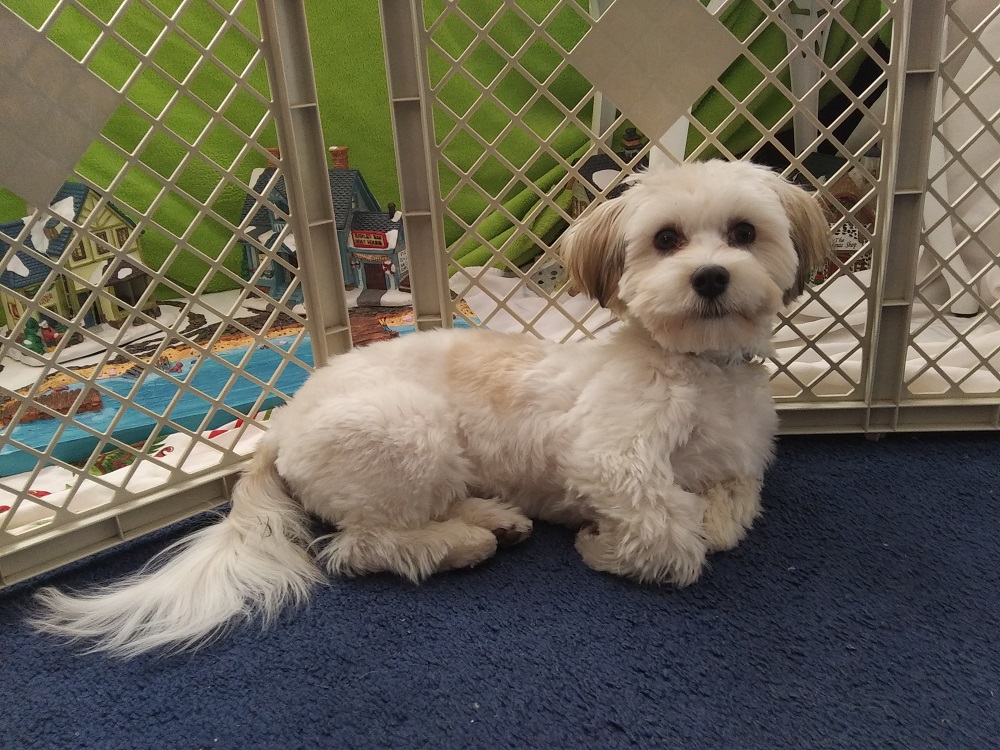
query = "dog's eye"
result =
(654, 227, 682, 252)
(729, 222, 756, 245)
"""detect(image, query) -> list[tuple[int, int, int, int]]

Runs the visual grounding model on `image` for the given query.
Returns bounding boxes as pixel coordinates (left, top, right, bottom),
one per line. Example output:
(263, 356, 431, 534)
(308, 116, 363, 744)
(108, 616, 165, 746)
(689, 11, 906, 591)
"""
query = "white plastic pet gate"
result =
(1, 0, 998, 586)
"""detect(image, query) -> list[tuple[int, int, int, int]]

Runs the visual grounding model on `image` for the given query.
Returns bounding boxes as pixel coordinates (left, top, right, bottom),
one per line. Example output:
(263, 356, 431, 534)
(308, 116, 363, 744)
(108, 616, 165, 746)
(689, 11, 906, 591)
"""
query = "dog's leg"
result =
(447, 496, 533, 546)
(313, 519, 499, 582)
(573, 488, 707, 586)
(701, 476, 763, 553)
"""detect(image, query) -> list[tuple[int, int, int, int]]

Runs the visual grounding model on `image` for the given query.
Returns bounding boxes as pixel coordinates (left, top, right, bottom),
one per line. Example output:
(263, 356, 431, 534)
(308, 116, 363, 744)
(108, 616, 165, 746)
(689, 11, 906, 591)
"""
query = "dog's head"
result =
(559, 159, 830, 354)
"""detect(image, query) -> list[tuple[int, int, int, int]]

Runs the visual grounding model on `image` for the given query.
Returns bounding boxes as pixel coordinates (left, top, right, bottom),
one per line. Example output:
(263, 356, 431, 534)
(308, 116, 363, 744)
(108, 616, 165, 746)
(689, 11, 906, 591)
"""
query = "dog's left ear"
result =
(559, 197, 629, 315)
(768, 173, 831, 304)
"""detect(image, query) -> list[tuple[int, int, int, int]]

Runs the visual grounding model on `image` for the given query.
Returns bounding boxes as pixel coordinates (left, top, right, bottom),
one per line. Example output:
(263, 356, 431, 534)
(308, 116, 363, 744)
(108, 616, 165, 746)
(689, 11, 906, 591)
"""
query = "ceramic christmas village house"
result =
(239, 147, 409, 308)
(0, 182, 155, 353)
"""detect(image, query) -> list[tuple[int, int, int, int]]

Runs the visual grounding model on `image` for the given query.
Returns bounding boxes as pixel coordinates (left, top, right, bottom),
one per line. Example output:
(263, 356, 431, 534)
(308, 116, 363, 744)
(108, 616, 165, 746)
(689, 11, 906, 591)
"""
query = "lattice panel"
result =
(907, 4, 1000, 397)
(417, 0, 899, 403)
(0, 0, 317, 555)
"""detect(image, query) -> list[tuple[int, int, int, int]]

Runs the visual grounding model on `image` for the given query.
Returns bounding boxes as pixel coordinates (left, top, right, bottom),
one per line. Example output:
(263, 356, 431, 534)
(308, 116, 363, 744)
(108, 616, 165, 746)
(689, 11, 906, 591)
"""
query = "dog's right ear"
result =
(559, 198, 628, 314)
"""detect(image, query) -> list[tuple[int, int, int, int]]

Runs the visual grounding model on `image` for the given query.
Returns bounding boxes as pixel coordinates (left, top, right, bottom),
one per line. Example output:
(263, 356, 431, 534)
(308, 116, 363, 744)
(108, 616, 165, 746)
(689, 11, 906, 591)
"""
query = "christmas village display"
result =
(2, 145, 409, 370)
(1, 148, 413, 472)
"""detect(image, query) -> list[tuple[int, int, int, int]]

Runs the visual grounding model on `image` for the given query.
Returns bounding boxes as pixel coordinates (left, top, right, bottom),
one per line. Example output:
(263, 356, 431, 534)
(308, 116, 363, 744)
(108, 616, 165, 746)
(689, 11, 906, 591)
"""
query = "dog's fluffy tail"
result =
(30, 437, 322, 657)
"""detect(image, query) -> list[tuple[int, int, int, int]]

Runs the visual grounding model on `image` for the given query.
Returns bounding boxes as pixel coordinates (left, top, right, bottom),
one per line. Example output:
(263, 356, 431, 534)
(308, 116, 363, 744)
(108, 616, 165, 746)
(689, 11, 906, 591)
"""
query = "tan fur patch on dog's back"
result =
(447, 332, 547, 412)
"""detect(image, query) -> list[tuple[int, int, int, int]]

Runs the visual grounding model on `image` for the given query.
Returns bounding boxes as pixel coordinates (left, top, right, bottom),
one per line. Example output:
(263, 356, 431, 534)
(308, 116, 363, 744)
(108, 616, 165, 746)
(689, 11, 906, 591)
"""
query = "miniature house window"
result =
(115, 227, 130, 248)
(93, 230, 112, 256)
(70, 240, 87, 265)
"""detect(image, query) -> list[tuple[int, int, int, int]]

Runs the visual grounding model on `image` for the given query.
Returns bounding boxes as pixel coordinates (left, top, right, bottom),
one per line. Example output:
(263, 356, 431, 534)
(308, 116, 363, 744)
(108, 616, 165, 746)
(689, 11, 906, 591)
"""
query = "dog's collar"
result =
(686, 348, 765, 368)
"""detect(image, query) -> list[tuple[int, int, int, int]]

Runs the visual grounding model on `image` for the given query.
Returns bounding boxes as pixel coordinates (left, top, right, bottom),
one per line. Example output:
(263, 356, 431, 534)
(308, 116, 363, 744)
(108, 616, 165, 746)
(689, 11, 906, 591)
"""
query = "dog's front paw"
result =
(702, 497, 748, 552)
(701, 478, 762, 552)
(453, 497, 533, 547)
(575, 522, 706, 587)
(491, 517, 533, 547)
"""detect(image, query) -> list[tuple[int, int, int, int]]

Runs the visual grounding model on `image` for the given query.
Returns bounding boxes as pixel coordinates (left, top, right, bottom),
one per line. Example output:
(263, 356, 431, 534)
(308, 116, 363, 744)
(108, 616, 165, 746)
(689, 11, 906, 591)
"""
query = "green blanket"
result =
(1, 0, 889, 326)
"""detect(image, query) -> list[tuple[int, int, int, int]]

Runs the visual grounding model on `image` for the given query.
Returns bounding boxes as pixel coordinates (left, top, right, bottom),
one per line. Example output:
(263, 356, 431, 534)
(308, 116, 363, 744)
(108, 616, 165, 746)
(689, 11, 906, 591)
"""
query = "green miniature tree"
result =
(21, 318, 45, 355)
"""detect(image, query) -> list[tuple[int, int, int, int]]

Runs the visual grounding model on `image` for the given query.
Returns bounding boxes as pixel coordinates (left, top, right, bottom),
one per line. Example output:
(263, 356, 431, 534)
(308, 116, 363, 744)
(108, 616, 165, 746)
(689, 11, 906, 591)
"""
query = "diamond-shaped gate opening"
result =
(457, 0, 504, 30)
(164, 97, 214, 146)
(433, 106, 458, 146)
(127, 67, 177, 119)
(545, 2, 590, 54)
(441, 128, 487, 178)
(548, 66, 591, 112)
(139, 131, 187, 181)
(115, 1, 168, 56)
(190, 58, 240, 111)
(430, 11, 479, 62)
(521, 38, 565, 85)
(177, 2, 227, 49)
(497, 126, 542, 170)
(102, 103, 155, 157)
(78, 141, 128, 192)
(905, 343, 956, 397)
(494, 67, 536, 115)
(523, 96, 565, 141)
(437, 162, 465, 206)
(174, 160, 224, 207)
(201, 121, 250, 172)
(487, 7, 533, 57)
(212, 23, 259, 78)
(45, 3, 102, 63)
(467, 100, 513, 145)
(152, 31, 202, 87)
(223, 89, 269, 138)
(89, 37, 143, 92)
(426, 46, 453, 90)
(463, 40, 507, 90)
(437, 70, 482, 119)
(114, 165, 161, 216)
(446, 180, 491, 236)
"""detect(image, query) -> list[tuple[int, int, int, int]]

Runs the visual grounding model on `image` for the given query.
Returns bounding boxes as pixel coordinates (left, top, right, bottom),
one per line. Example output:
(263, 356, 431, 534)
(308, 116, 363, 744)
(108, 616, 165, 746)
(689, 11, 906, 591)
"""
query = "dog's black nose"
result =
(691, 265, 730, 299)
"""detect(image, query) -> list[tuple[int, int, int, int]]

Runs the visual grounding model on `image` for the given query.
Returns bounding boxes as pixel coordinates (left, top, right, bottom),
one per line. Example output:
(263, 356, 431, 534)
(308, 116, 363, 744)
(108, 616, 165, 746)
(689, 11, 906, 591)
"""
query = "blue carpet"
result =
(2, 433, 998, 750)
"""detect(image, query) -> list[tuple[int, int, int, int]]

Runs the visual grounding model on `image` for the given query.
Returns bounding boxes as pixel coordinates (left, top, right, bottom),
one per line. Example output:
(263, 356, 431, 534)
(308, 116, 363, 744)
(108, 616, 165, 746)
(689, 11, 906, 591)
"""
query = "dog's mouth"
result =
(693, 299, 761, 322)
(695, 300, 730, 319)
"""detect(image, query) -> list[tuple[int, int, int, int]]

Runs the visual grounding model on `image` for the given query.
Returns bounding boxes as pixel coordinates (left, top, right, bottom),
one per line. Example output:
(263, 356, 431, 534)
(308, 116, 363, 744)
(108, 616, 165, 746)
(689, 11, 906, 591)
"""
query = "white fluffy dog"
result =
(32, 159, 829, 656)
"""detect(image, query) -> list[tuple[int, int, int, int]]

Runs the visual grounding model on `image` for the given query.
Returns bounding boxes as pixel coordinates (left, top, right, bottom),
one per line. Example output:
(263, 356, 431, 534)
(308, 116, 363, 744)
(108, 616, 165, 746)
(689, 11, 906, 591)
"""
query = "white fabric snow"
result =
(6, 254, 31, 278)
(449, 267, 617, 342)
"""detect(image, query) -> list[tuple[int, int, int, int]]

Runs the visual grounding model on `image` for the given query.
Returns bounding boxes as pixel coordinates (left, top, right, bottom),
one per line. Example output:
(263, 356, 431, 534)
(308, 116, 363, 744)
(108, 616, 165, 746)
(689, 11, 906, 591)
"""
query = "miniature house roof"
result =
(0, 221, 52, 288)
(0, 182, 139, 289)
(90, 255, 151, 286)
(241, 167, 381, 233)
